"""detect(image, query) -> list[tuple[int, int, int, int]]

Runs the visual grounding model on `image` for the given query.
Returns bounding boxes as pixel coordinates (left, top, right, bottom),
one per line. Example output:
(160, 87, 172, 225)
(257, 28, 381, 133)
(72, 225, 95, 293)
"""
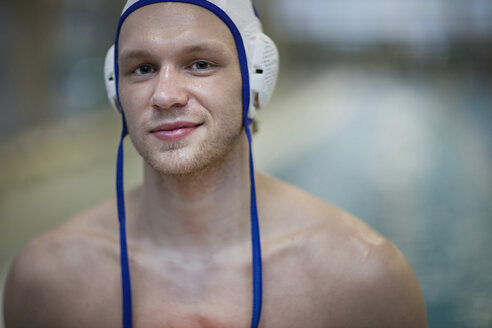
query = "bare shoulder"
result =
(3, 197, 121, 327)
(257, 173, 427, 327)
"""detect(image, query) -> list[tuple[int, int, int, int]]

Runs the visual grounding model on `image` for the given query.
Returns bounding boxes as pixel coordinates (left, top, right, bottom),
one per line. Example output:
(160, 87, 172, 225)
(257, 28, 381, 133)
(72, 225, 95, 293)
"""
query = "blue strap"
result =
(245, 123, 263, 328)
(116, 115, 133, 328)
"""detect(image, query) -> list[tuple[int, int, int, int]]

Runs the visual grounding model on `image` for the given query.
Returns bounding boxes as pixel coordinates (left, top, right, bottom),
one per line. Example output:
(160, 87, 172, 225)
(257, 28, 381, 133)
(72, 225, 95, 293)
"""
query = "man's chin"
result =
(143, 151, 213, 177)
(151, 164, 204, 177)
(138, 128, 245, 178)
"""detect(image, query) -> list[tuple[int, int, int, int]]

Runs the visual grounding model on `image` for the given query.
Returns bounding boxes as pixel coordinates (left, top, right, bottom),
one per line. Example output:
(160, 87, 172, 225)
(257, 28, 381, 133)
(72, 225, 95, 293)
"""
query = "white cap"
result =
(105, 0, 279, 119)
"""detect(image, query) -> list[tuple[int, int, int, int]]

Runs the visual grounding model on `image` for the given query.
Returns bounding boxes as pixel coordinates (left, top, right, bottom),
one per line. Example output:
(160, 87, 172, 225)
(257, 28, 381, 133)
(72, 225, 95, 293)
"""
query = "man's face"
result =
(118, 3, 243, 175)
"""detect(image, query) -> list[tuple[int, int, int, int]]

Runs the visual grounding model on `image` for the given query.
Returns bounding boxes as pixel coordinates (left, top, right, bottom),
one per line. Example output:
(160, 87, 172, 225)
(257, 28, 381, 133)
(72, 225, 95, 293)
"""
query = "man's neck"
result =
(126, 134, 252, 256)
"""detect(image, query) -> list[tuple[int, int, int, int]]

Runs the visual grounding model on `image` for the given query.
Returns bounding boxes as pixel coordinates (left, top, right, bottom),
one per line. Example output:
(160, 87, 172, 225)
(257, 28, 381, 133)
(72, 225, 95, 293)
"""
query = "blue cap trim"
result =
(113, 1, 262, 328)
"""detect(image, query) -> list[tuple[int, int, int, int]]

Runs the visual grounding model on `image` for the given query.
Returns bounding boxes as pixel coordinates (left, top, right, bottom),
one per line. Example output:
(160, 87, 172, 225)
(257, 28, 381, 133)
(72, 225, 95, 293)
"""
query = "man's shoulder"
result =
(3, 198, 121, 327)
(257, 172, 381, 241)
(257, 173, 395, 269)
(7, 195, 118, 274)
(257, 173, 427, 327)
(322, 226, 428, 327)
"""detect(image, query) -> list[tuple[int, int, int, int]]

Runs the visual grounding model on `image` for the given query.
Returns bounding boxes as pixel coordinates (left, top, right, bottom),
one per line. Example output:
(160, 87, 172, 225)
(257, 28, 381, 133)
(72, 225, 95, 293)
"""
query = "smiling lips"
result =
(150, 121, 202, 142)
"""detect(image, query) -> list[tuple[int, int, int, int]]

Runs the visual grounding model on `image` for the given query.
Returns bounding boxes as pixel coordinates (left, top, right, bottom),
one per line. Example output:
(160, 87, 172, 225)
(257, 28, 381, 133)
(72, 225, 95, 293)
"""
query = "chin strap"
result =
(116, 114, 133, 328)
(115, 117, 263, 328)
(244, 121, 263, 328)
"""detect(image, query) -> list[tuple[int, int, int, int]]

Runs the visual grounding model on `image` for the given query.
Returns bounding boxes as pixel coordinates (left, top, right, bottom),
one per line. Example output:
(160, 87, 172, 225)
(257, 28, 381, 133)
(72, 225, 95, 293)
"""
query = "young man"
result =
(3, 1, 427, 327)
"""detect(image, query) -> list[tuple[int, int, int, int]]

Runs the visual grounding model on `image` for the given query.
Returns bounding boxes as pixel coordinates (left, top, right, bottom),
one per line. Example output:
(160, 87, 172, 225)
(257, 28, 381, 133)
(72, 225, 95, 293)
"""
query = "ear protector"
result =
(248, 33, 279, 118)
(104, 9, 278, 119)
(104, 44, 117, 111)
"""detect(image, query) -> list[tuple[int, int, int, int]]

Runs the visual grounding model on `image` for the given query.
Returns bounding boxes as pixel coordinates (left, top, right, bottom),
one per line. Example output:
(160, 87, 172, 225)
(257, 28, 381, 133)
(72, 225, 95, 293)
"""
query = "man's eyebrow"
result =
(118, 49, 153, 61)
(119, 42, 230, 61)
(182, 43, 230, 54)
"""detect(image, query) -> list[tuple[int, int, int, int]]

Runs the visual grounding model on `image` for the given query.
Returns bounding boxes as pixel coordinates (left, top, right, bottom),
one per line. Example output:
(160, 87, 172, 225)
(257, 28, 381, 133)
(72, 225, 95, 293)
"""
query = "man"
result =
(3, 1, 427, 327)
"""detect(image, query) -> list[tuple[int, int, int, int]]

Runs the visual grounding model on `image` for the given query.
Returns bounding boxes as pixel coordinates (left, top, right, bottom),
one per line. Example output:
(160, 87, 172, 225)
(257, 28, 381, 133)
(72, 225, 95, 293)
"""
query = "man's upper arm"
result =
(3, 238, 63, 328)
(350, 241, 428, 327)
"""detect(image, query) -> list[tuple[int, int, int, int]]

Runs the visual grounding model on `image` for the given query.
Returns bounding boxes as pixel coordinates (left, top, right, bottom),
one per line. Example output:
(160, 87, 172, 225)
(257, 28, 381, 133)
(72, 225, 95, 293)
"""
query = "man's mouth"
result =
(150, 121, 202, 142)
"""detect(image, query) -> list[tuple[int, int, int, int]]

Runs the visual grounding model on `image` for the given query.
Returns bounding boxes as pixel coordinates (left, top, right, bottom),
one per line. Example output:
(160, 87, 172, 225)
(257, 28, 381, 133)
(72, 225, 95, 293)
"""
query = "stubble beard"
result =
(130, 119, 245, 179)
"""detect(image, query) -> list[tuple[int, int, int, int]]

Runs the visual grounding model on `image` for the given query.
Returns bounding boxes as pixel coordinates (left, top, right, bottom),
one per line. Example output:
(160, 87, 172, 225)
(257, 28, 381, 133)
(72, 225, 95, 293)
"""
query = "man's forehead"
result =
(121, 2, 224, 31)
(119, 2, 232, 44)
(122, 0, 228, 14)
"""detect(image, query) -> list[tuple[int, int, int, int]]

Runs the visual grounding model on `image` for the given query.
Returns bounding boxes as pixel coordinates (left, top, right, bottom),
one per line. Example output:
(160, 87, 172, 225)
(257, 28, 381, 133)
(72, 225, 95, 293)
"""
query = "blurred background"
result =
(1, 0, 491, 326)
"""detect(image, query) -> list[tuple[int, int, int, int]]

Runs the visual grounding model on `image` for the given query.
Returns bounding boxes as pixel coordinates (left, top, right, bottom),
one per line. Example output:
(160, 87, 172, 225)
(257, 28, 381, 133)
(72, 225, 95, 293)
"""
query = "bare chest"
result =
(78, 239, 332, 328)
(127, 255, 253, 328)
(122, 254, 326, 328)
(127, 278, 321, 328)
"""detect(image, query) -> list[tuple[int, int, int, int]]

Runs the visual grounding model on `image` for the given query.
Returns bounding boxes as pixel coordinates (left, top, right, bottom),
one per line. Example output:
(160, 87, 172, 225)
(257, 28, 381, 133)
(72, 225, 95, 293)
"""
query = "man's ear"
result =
(116, 99, 123, 113)
(254, 93, 260, 109)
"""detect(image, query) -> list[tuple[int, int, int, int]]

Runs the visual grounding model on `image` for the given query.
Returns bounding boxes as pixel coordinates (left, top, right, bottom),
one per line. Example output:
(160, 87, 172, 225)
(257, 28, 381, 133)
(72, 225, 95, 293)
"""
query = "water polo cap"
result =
(105, 0, 279, 119)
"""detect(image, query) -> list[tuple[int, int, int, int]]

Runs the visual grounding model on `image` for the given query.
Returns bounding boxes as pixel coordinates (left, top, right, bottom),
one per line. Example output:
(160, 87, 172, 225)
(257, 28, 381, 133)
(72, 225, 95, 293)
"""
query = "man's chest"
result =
(83, 242, 329, 327)
(125, 264, 324, 328)
(128, 288, 321, 328)
(129, 280, 248, 327)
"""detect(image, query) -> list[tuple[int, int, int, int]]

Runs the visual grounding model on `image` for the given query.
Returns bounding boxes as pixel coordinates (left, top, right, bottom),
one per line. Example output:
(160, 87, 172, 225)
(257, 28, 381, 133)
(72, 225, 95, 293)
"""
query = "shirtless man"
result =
(3, 1, 427, 327)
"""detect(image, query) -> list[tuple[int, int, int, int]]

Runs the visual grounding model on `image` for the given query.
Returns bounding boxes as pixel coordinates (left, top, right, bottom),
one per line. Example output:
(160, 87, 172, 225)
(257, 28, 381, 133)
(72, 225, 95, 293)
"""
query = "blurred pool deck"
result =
(1, 63, 491, 327)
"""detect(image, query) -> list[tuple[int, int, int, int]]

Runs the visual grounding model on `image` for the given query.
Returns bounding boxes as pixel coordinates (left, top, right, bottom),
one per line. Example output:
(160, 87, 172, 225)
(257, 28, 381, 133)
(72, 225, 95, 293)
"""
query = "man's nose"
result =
(150, 66, 189, 110)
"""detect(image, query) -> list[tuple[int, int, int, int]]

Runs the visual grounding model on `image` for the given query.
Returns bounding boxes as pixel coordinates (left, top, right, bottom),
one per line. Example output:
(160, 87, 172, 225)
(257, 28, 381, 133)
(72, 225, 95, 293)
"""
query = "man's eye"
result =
(192, 61, 210, 70)
(134, 65, 154, 75)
